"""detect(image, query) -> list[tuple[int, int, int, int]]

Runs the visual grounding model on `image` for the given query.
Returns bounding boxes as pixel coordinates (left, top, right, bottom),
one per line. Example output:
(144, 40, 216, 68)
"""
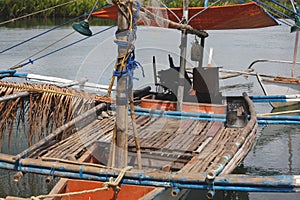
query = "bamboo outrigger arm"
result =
(0, 153, 300, 193)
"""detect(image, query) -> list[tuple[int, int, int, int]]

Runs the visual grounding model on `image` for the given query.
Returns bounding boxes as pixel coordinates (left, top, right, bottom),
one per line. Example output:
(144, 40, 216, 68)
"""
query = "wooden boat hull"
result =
(43, 94, 257, 200)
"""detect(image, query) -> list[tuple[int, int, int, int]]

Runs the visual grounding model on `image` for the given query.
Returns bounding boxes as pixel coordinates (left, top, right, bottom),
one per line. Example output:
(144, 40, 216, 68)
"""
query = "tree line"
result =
(0, 0, 294, 20)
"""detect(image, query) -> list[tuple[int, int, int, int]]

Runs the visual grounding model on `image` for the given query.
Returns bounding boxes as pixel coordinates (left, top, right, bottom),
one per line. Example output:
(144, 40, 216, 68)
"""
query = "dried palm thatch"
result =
(0, 81, 97, 148)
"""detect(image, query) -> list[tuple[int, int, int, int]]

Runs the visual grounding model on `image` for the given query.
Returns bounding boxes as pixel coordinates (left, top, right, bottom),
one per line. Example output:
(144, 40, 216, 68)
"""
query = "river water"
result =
(0, 18, 300, 199)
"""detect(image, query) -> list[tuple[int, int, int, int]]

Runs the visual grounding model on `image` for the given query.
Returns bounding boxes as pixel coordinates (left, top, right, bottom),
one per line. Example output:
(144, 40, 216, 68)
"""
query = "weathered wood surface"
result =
(25, 111, 256, 174)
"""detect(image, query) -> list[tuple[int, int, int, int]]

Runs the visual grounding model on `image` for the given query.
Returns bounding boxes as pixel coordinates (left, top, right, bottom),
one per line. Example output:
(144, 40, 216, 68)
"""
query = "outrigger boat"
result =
(219, 0, 300, 108)
(1, 1, 300, 200)
(254, 0, 299, 109)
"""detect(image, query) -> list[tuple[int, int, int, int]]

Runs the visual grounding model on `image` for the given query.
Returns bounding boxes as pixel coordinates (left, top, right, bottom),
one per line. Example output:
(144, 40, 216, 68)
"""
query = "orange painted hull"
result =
(140, 94, 226, 114)
(55, 179, 155, 200)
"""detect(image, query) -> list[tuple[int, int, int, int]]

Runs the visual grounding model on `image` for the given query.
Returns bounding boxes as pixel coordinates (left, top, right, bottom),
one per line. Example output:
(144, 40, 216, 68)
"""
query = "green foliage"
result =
(0, 0, 295, 20)
(0, 0, 108, 20)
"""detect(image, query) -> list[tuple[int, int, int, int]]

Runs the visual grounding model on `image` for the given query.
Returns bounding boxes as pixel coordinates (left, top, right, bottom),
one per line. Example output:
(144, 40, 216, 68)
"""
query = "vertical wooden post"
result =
(197, 37, 205, 68)
(177, 0, 189, 111)
(113, 0, 131, 168)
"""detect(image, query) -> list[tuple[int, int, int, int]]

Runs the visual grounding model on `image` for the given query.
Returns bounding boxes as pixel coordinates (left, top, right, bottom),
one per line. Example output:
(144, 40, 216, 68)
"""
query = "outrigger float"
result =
(0, 0, 300, 200)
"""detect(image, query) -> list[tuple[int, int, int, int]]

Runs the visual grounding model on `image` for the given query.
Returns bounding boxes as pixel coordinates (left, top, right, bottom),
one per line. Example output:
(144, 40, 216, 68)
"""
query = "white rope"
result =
(159, 0, 181, 22)
(0, 0, 79, 26)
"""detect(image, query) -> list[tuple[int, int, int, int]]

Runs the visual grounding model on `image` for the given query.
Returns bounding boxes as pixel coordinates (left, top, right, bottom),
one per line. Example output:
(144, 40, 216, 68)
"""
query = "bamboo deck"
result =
(24, 110, 257, 175)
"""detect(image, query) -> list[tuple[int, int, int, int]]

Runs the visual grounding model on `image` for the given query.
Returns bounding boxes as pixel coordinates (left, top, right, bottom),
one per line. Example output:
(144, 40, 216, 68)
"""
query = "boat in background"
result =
(247, 1, 300, 108)
(92, 2, 278, 30)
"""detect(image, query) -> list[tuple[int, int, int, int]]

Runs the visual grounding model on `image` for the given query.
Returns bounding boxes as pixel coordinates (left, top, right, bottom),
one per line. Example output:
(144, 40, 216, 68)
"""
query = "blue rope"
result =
(0, 4, 110, 55)
(113, 53, 144, 83)
(0, 70, 27, 78)
(17, 25, 115, 68)
(113, 3, 143, 81)
(126, 54, 145, 79)
(0, 70, 16, 75)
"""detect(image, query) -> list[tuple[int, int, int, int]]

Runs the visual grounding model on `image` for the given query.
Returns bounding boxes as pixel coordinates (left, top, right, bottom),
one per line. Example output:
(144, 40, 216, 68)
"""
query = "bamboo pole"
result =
(129, 93, 142, 169)
(0, 154, 300, 192)
(27, 73, 115, 92)
(291, 31, 299, 77)
(177, 0, 189, 111)
(112, 0, 131, 168)
(132, 110, 300, 125)
(219, 69, 300, 80)
(258, 109, 300, 116)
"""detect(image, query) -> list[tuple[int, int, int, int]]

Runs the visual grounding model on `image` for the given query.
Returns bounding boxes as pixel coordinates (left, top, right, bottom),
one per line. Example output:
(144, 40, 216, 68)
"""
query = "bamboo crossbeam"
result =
(247, 59, 300, 69)
(0, 153, 299, 193)
(0, 91, 30, 102)
(259, 109, 300, 116)
(219, 69, 300, 81)
(13, 103, 107, 161)
(250, 95, 300, 103)
(132, 108, 300, 125)
(26, 73, 115, 92)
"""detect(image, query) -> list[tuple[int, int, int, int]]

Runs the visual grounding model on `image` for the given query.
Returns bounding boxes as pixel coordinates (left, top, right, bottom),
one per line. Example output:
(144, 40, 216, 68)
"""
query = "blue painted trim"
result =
(0, 160, 298, 193)
(131, 108, 300, 125)
(250, 95, 300, 103)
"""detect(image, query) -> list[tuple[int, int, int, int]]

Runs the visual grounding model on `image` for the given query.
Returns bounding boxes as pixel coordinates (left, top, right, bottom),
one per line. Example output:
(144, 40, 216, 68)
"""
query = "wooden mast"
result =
(111, 0, 131, 168)
(177, 0, 189, 111)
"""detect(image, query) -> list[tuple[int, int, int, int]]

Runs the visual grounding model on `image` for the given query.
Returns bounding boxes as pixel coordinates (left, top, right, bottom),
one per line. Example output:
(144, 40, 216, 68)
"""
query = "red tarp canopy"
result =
(92, 2, 278, 30)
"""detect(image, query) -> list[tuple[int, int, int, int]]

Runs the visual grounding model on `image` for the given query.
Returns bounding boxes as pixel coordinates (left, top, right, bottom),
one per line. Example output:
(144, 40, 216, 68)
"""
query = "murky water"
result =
(0, 18, 299, 199)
